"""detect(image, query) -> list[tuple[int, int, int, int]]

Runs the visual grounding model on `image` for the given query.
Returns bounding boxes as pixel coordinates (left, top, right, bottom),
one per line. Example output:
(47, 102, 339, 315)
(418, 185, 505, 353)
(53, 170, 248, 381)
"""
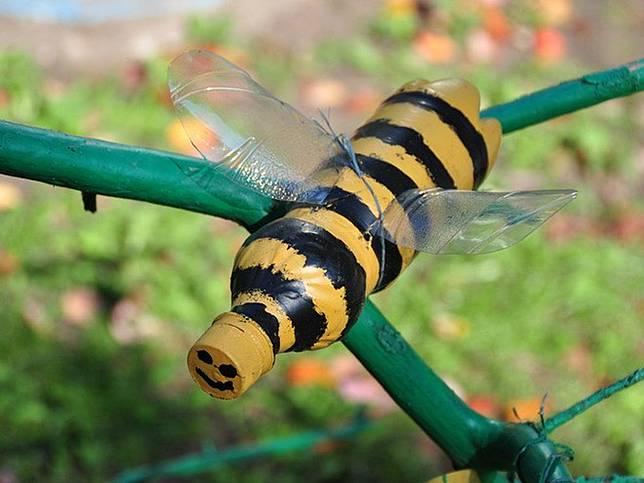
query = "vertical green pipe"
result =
(343, 302, 499, 467)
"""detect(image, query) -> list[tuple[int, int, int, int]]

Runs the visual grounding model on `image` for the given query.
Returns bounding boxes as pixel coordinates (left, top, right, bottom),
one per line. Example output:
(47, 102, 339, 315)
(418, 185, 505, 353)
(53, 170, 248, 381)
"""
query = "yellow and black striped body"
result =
(188, 79, 502, 399)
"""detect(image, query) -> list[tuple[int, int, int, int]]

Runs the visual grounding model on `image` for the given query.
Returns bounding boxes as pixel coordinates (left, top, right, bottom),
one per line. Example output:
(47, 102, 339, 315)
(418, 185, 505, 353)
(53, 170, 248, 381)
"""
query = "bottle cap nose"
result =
(187, 312, 275, 399)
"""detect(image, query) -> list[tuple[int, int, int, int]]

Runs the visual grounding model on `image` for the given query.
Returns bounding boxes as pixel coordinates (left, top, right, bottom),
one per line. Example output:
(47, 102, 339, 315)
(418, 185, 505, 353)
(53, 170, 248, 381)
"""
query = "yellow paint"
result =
(352, 137, 435, 189)
(328, 162, 417, 272)
(285, 207, 380, 293)
(373, 103, 474, 189)
(397, 79, 502, 179)
(427, 470, 481, 483)
(399, 79, 482, 126)
(232, 290, 296, 352)
(187, 311, 274, 400)
(334, 167, 394, 216)
(480, 118, 502, 176)
(234, 238, 349, 349)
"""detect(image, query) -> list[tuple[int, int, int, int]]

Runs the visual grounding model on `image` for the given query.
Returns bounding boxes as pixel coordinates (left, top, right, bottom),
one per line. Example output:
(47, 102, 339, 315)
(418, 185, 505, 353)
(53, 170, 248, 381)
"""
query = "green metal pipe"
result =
(1, 59, 642, 481)
(344, 302, 575, 483)
(482, 58, 643, 134)
(0, 120, 273, 229)
(0, 58, 641, 225)
(343, 302, 499, 468)
(115, 413, 371, 482)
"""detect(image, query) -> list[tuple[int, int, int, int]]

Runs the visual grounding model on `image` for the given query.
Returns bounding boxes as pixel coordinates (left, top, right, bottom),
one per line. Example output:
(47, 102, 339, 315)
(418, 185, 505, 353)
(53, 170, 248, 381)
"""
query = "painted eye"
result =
(218, 364, 238, 378)
(197, 349, 213, 365)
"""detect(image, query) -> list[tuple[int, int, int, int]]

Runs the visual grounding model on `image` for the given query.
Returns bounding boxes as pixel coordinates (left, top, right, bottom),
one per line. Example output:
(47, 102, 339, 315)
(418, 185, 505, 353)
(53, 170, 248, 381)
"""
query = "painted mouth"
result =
(195, 367, 234, 392)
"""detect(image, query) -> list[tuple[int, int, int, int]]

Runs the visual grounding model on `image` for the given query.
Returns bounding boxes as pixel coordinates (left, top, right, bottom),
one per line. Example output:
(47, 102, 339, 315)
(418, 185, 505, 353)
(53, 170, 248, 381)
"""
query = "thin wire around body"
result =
(317, 111, 388, 288)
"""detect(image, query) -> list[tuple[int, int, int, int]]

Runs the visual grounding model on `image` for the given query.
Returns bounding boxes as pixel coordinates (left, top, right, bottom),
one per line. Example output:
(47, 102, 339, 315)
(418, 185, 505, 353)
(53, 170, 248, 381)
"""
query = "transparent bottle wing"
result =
(168, 50, 344, 202)
(381, 188, 577, 254)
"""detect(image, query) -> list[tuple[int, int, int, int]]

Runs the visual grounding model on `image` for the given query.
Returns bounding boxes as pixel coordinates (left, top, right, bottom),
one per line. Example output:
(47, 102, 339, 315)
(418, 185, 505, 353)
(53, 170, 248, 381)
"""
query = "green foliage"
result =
(316, 38, 386, 75)
(0, 189, 435, 481)
(185, 15, 234, 46)
(0, 51, 42, 122)
(370, 13, 419, 44)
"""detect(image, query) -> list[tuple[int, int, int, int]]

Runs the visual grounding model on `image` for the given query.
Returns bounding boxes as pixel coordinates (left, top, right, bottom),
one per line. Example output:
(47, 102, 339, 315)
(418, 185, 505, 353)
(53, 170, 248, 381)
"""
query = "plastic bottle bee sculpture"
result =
(169, 50, 575, 399)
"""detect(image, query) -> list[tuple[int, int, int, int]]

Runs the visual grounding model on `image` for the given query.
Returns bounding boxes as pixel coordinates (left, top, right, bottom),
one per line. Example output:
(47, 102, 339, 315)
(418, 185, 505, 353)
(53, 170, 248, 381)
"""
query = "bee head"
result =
(187, 312, 274, 399)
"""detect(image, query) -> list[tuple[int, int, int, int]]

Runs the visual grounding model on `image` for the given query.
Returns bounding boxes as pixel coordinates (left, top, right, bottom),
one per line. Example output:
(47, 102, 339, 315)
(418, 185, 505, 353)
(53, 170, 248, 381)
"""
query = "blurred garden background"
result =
(0, 0, 643, 481)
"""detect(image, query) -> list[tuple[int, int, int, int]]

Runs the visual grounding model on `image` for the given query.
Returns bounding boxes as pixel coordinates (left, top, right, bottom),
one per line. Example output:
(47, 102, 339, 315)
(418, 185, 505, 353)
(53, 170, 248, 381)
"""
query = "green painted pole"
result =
(0, 121, 273, 229)
(1, 59, 642, 482)
(482, 58, 643, 133)
(115, 412, 371, 483)
(343, 302, 499, 468)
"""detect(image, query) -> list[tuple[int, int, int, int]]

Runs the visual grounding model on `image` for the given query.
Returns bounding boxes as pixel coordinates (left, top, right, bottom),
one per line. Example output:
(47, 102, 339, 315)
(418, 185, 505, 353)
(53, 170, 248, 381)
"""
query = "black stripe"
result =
(323, 186, 377, 233)
(370, 233, 406, 293)
(356, 154, 418, 194)
(231, 264, 326, 352)
(321, 187, 404, 293)
(384, 91, 489, 188)
(232, 303, 281, 354)
(323, 153, 418, 195)
(195, 368, 234, 392)
(353, 119, 456, 189)
(244, 217, 367, 342)
(315, 154, 416, 289)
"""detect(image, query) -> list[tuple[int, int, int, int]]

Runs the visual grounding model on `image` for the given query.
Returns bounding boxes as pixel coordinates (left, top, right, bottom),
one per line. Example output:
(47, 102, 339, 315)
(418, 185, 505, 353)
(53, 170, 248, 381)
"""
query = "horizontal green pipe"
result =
(1, 58, 641, 227)
(482, 58, 643, 133)
(0, 121, 273, 229)
(115, 413, 370, 482)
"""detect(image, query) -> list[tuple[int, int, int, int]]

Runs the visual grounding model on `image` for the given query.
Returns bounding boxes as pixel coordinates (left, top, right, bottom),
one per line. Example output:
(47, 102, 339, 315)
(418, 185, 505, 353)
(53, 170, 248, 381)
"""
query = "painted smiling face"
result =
(187, 312, 274, 399)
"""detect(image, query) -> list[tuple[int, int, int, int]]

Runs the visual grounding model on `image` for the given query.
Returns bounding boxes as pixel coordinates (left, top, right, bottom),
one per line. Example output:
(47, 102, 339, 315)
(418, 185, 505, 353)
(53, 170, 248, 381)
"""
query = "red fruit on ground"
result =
(609, 212, 644, 242)
(61, 288, 100, 327)
(0, 249, 18, 276)
(166, 118, 219, 156)
(0, 182, 23, 211)
(538, 0, 573, 26)
(301, 79, 348, 109)
(345, 88, 381, 114)
(0, 89, 9, 108)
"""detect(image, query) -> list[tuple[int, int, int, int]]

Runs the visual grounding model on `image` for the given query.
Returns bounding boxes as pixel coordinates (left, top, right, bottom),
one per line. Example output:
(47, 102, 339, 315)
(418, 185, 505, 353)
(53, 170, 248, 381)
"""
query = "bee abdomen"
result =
(354, 118, 457, 189)
(382, 90, 489, 188)
(188, 78, 503, 400)
(232, 215, 367, 351)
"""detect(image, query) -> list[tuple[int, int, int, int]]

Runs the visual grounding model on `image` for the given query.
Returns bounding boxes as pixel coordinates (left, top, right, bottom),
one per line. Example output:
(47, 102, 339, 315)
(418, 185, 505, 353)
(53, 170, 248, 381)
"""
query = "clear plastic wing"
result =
(381, 188, 577, 254)
(168, 50, 344, 202)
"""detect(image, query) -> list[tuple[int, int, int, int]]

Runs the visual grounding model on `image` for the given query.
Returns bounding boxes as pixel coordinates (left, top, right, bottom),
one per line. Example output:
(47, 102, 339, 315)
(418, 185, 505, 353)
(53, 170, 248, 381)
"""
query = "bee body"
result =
(188, 79, 502, 399)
